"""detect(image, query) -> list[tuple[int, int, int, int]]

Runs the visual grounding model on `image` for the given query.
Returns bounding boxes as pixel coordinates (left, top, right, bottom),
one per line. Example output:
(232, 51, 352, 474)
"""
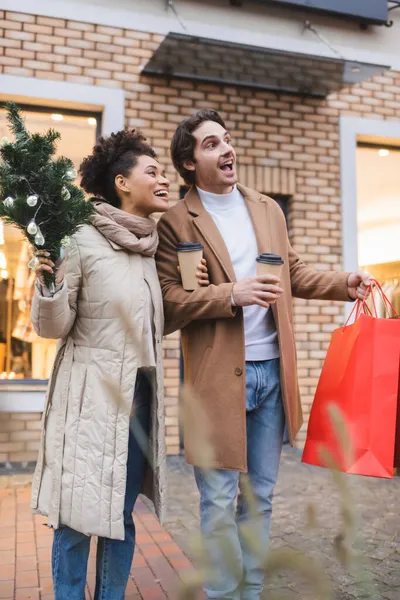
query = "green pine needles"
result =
(0, 102, 94, 289)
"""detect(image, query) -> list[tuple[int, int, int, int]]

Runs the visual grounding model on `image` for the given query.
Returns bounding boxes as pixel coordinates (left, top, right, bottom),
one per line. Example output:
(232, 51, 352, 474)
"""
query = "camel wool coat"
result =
(30, 224, 167, 540)
(156, 184, 350, 472)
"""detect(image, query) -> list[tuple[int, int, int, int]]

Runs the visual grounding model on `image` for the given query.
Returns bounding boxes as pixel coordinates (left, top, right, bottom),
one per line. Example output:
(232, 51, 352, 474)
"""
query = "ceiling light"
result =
(88, 117, 97, 126)
(378, 149, 390, 157)
(51, 114, 63, 121)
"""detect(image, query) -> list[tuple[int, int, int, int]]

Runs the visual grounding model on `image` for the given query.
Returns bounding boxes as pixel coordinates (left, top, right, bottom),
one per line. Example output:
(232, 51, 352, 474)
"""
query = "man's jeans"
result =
(51, 371, 151, 600)
(194, 358, 285, 600)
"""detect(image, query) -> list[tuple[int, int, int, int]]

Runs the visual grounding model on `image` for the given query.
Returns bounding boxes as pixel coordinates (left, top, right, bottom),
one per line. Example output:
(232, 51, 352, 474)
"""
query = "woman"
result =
(30, 129, 208, 600)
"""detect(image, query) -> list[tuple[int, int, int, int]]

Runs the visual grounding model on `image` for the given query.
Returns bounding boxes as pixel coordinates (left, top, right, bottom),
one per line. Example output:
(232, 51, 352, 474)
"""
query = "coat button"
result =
(235, 367, 243, 376)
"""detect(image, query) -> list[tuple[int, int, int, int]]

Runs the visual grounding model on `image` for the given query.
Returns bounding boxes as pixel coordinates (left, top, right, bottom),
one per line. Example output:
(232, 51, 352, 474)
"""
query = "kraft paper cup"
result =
(256, 253, 284, 279)
(177, 242, 204, 291)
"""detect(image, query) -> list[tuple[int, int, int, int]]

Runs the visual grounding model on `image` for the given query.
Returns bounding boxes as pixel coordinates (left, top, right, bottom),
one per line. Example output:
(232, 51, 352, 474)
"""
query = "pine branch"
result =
(4, 101, 29, 143)
(0, 102, 94, 290)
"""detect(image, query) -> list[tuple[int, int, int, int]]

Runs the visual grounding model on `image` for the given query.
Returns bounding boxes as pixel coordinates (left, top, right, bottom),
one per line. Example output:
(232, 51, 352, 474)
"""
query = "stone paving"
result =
(1, 448, 400, 599)
(0, 480, 194, 600)
(165, 447, 400, 600)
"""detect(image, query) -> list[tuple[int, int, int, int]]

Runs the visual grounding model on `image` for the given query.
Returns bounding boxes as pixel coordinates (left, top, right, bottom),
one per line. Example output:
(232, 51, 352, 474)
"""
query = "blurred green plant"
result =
(105, 306, 379, 599)
(177, 400, 379, 600)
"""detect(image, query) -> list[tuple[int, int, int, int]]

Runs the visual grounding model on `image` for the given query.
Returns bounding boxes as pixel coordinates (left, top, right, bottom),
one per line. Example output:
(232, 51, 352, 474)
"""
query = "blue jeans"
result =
(194, 359, 285, 600)
(52, 371, 152, 600)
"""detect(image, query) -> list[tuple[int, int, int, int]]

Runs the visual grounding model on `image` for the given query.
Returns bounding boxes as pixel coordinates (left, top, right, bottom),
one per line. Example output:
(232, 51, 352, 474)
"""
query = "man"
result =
(156, 109, 369, 599)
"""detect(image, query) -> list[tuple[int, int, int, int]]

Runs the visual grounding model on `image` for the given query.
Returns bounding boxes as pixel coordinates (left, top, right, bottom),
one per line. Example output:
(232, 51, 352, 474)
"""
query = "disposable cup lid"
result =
(176, 242, 204, 252)
(256, 253, 284, 265)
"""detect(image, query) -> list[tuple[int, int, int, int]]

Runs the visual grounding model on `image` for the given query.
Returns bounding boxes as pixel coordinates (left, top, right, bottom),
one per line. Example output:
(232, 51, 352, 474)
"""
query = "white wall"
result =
(4, 0, 400, 69)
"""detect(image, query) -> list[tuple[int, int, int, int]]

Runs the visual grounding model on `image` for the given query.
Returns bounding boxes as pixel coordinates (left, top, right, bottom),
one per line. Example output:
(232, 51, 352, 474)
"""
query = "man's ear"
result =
(183, 160, 196, 172)
(115, 174, 129, 193)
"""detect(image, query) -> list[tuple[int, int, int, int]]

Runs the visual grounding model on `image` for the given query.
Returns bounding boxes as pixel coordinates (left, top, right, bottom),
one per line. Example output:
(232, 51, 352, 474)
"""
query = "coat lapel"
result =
(237, 185, 283, 329)
(185, 187, 236, 282)
(237, 184, 272, 255)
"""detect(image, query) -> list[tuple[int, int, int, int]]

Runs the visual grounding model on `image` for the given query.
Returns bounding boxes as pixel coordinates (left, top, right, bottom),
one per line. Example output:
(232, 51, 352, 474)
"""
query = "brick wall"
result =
(1, 9, 400, 458)
(0, 413, 41, 464)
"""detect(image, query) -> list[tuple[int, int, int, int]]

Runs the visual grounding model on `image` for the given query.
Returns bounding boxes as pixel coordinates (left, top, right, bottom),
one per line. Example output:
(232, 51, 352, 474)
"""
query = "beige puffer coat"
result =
(30, 224, 166, 541)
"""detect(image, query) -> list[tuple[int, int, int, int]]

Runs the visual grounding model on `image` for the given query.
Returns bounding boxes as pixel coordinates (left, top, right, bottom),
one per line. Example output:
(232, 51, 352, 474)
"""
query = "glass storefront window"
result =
(0, 105, 99, 382)
(356, 144, 400, 268)
(356, 140, 400, 315)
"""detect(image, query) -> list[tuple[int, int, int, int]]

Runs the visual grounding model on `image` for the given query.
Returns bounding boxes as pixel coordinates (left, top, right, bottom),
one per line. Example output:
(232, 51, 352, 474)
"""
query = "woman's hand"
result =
(34, 250, 67, 287)
(196, 258, 210, 287)
(177, 258, 210, 286)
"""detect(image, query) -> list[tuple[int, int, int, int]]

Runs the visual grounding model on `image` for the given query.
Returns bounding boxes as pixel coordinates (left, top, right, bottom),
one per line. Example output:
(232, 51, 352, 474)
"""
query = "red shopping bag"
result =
(302, 281, 400, 478)
(394, 365, 400, 469)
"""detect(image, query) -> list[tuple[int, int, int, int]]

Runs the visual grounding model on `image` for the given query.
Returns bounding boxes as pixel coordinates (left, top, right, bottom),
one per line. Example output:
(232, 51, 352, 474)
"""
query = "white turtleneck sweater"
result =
(197, 185, 279, 361)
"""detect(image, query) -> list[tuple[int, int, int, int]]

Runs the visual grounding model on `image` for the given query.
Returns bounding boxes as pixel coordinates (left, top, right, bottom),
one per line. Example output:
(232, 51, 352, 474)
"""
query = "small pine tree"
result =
(0, 102, 94, 290)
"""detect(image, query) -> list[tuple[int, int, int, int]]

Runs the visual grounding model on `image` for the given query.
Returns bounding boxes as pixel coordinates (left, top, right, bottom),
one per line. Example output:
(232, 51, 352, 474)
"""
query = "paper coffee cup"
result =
(256, 253, 284, 279)
(177, 242, 204, 291)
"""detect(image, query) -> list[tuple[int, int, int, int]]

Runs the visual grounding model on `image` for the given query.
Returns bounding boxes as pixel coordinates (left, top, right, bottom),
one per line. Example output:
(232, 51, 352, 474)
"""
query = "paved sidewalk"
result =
(166, 448, 400, 600)
(0, 482, 193, 600)
(2, 449, 400, 600)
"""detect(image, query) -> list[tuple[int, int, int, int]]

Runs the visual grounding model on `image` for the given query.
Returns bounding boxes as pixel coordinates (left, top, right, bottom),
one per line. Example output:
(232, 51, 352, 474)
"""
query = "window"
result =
(0, 105, 100, 382)
(270, 194, 289, 224)
(356, 143, 400, 268)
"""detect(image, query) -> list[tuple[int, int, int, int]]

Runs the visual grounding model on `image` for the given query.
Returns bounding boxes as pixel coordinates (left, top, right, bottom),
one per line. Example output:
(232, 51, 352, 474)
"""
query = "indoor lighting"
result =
(0, 247, 8, 279)
(378, 148, 390, 157)
(0, 370, 16, 380)
(0, 251, 7, 270)
(51, 114, 64, 121)
(88, 117, 97, 126)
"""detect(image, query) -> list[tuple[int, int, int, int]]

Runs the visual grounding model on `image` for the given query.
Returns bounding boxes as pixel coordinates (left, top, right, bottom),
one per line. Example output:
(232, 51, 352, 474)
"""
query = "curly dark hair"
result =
(79, 128, 157, 208)
(170, 109, 226, 186)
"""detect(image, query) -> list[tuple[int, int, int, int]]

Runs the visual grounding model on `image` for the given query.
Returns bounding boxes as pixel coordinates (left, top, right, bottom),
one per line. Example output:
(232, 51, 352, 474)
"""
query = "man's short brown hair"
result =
(170, 109, 227, 186)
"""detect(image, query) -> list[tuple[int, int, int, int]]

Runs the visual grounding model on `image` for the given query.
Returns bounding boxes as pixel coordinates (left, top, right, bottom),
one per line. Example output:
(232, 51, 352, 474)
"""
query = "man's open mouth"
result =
(154, 190, 169, 198)
(220, 160, 234, 172)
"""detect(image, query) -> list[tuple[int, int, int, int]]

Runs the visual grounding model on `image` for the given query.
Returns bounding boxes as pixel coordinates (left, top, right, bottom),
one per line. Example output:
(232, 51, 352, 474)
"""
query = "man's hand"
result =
(347, 271, 371, 301)
(177, 258, 210, 286)
(196, 258, 210, 286)
(232, 275, 283, 309)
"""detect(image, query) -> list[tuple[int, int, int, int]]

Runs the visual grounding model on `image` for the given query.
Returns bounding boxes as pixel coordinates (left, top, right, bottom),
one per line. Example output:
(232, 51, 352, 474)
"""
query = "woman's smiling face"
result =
(115, 155, 170, 217)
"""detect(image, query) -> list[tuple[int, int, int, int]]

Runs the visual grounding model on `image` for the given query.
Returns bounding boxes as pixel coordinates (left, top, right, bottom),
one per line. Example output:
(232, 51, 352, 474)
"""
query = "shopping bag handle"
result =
(362, 278, 398, 318)
(345, 296, 369, 326)
(345, 277, 398, 326)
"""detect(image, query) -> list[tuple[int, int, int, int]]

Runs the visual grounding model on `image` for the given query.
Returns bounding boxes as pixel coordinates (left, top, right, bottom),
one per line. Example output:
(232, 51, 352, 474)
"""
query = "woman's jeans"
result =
(52, 371, 151, 600)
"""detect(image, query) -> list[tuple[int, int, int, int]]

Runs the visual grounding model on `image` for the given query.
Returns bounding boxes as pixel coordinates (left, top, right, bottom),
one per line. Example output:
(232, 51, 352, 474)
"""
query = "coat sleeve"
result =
(262, 195, 350, 302)
(30, 236, 82, 339)
(289, 242, 350, 302)
(156, 213, 237, 336)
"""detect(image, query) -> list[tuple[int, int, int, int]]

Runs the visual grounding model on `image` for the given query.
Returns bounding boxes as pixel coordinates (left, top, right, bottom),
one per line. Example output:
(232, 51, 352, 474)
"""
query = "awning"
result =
(142, 33, 389, 97)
